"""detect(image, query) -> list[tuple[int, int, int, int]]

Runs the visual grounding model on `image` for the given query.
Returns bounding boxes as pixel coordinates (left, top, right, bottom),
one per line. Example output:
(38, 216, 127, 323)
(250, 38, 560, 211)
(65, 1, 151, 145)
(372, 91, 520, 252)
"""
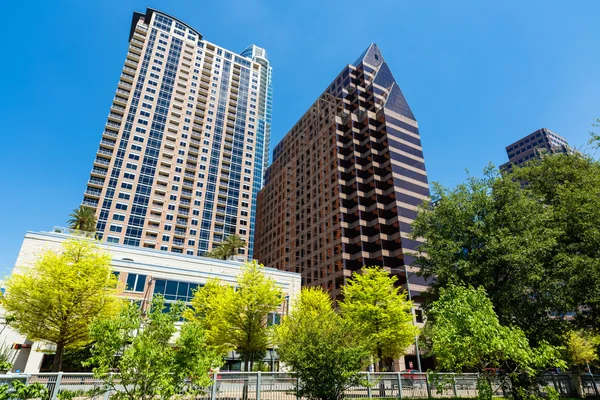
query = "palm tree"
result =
(222, 234, 246, 259)
(67, 206, 97, 232)
(205, 245, 227, 260)
(205, 235, 246, 260)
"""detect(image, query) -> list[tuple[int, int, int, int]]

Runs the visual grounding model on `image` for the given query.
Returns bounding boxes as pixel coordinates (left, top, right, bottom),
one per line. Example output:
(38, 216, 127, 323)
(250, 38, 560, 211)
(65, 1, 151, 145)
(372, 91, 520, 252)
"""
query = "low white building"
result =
(6, 229, 302, 373)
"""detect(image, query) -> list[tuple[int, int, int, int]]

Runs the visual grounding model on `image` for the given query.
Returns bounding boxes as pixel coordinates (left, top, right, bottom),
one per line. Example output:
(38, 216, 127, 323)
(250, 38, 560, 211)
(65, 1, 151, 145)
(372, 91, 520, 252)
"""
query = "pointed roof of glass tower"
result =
(353, 43, 415, 120)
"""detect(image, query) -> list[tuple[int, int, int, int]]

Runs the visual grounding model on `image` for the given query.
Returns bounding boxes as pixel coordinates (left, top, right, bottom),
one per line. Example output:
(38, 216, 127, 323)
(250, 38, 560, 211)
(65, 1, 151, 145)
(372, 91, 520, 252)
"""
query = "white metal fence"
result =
(0, 371, 597, 400)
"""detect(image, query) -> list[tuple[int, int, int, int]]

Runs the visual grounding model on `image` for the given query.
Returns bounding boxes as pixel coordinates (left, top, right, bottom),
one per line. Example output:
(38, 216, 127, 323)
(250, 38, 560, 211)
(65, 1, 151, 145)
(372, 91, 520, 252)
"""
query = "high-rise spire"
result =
(255, 45, 430, 307)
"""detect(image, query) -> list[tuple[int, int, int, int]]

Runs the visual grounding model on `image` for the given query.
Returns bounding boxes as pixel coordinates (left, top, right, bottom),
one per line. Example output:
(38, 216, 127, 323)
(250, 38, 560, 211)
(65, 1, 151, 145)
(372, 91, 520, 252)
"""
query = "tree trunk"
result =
(377, 347, 387, 397)
(52, 341, 65, 372)
(243, 353, 250, 400)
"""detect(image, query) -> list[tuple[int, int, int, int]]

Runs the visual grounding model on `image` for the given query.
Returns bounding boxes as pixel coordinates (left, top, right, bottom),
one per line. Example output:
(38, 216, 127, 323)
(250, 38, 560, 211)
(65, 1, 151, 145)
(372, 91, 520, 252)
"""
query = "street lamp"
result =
(403, 264, 422, 372)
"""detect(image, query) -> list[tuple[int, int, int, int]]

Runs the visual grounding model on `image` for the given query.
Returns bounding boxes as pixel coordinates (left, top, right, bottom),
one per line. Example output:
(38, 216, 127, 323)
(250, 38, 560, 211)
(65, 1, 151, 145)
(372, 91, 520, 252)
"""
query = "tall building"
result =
(254, 44, 431, 305)
(500, 128, 572, 172)
(82, 8, 272, 259)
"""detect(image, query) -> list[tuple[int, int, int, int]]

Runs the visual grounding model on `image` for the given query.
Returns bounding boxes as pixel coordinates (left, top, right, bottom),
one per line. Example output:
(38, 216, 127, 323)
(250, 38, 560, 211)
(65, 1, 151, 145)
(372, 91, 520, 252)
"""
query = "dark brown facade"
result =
(254, 44, 430, 301)
(500, 128, 572, 173)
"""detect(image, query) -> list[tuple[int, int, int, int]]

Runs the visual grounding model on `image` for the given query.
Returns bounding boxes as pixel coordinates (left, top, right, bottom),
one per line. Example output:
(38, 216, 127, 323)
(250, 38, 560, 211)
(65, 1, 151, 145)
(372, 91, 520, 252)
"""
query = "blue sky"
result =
(0, 0, 599, 275)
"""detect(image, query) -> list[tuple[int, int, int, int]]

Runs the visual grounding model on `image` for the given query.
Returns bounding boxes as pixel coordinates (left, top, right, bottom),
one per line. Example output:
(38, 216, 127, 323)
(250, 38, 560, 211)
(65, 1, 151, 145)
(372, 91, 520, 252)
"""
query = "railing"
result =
(52, 227, 96, 237)
(85, 189, 102, 196)
(582, 374, 600, 397)
(4, 371, 596, 400)
(102, 130, 118, 137)
(94, 158, 110, 166)
(100, 139, 116, 146)
(88, 177, 105, 186)
(539, 372, 600, 397)
(122, 65, 137, 73)
(91, 168, 107, 176)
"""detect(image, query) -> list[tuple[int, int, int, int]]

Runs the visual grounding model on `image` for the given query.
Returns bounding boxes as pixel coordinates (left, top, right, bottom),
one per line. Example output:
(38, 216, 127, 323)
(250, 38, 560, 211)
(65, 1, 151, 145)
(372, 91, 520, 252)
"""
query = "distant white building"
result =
(5, 229, 301, 373)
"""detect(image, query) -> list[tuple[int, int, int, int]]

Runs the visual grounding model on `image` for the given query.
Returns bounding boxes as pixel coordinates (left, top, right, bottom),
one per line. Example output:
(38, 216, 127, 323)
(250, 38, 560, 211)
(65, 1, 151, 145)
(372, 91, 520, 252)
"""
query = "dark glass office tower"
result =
(255, 44, 430, 303)
(500, 128, 573, 173)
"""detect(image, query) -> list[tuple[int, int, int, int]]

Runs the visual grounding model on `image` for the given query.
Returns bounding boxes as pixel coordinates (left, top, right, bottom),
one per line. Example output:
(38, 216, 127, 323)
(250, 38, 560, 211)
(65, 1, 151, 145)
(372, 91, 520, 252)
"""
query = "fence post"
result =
(397, 372, 403, 400)
(452, 375, 457, 397)
(367, 372, 372, 400)
(296, 375, 300, 400)
(211, 372, 218, 400)
(426, 372, 432, 399)
(51, 372, 63, 400)
(589, 373, 599, 397)
(256, 371, 261, 400)
(500, 374, 508, 398)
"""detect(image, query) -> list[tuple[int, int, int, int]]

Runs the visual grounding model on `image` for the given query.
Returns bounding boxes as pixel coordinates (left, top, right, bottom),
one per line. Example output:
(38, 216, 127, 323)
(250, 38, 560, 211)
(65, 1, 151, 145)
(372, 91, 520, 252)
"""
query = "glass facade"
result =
(125, 273, 147, 292)
(153, 278, 200, 302)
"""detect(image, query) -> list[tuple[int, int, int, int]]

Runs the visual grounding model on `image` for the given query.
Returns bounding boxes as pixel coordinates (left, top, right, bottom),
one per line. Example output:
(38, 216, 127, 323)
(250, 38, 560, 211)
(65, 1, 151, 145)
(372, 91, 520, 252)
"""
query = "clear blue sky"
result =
(1, 0, 599, 275)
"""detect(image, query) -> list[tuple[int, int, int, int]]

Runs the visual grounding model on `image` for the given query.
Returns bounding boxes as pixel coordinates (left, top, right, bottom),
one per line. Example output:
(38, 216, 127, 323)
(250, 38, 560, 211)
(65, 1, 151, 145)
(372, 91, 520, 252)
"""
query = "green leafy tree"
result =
(205, 235, 246, 260)
(0, 381, 48, 400)
(564, 330, 598, 370)
(410, 166, 566, 343)
(205, 245, 227, 260)
(3, 239, 120, 371)
(511, 154, 600, 330)
(276, 288, 370, 400)
(339, 267, 418, 371)
(87, 297, 219, 400)
(413, 155, 600, 338)
(185, 279, 234, 355)
(424, 284, 565, 400)
(186, 261, 282, 372)
(67, 205, 97, 232)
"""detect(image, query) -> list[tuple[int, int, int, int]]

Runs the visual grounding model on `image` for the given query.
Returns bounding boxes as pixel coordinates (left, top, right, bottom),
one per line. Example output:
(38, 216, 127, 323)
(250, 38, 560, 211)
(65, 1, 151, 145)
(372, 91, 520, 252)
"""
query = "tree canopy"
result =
(511, 154, 600, 330)
(411, 155, 600, 343)
(275, 288, 370, 400)
(205, 235, 246, 260)
(185, 261, 282, 371)
(339, 267, 418, 371)
(3, 239, 120, 371)
(564, 330, 599, 370)
(424, 284, 563, 374)
(424, 285, 565, 400)
(67, 205, 97, 232)
(88, 297, 219, 400)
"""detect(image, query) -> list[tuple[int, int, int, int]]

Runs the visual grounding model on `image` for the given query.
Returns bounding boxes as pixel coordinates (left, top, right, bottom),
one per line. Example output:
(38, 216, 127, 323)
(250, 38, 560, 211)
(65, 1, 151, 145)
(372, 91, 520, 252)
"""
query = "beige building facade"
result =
(82, 8, 272, 260)
(8, 229, 300, 373)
